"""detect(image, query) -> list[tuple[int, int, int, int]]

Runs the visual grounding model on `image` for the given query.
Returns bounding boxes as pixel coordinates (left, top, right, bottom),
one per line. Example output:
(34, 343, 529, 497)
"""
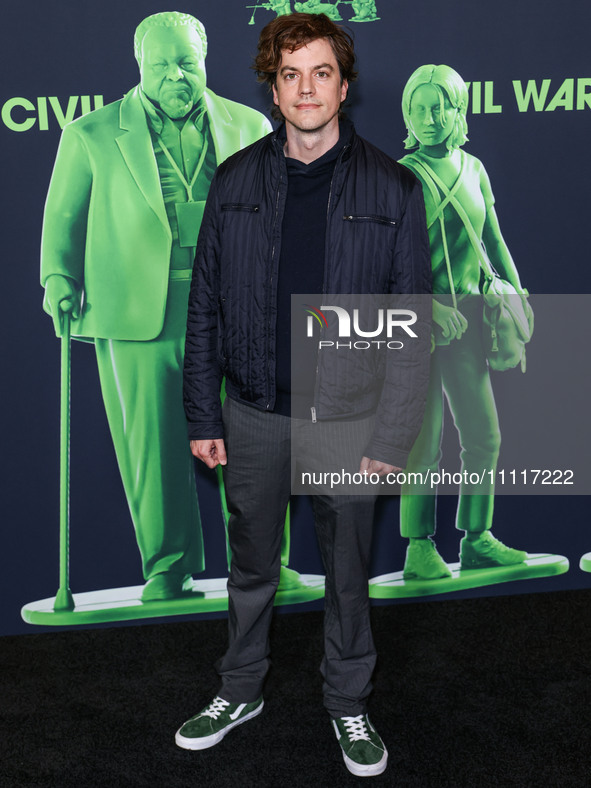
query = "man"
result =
(41, 12, 271, 601)
(180, 13, 431, 777)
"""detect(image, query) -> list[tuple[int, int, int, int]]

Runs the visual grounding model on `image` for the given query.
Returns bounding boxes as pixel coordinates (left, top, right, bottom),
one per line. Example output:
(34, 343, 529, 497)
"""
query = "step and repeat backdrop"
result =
(1, 0, 589, 635)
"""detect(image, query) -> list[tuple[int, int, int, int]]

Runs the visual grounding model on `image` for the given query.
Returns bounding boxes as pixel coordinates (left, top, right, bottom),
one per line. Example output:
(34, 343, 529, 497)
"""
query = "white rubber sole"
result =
(343, 747, 388, 777)
(175, 701, 264, 751)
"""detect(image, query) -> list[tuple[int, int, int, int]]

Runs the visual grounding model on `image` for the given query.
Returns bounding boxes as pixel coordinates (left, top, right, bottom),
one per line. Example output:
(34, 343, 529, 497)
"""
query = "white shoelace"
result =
(342, 715, 372, 742)
(202, 696, 230, 719)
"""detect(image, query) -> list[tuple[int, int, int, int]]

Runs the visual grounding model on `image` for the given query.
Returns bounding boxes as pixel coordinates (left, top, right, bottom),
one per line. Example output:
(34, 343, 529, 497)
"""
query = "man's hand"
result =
(43, 274, 82, 337)
(190, 439, 227, 469)
(360, 456, 402, 477)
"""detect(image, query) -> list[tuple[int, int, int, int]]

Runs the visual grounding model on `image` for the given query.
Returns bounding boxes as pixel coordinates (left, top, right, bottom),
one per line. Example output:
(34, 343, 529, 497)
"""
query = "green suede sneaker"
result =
(175, 696, 264, 750)
(332, 714, 388, 777)
(460, 531, 527, 569)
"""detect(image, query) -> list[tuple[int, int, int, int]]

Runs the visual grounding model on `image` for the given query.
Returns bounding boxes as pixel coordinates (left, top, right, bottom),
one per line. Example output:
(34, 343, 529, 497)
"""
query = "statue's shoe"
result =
(141, 572, 194, 602)
(403, 539, 452, 580)
(460, 531, 527, 569)
(278, 565, 312, 591)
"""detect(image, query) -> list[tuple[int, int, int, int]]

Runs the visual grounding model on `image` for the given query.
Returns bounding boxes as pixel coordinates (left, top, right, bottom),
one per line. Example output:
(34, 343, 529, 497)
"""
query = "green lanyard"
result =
(158, 134, 209, 203)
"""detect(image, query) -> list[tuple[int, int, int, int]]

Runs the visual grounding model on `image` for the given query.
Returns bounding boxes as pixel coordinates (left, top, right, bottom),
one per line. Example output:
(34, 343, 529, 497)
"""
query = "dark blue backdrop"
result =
(1, 0, 589, 636)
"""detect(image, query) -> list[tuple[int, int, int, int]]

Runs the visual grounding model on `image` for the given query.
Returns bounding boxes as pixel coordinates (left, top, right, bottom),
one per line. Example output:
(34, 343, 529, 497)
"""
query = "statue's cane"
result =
(53, 311, 75, 611)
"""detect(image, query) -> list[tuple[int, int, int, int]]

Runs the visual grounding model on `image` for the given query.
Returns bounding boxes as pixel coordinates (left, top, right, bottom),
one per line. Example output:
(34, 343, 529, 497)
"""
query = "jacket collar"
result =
(271, 117, 357, 162)
(116, 86, 170, 233)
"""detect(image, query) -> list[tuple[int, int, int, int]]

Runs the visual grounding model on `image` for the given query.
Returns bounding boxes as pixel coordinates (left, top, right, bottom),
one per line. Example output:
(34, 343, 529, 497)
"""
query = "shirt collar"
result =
(139, 86, 207, 135)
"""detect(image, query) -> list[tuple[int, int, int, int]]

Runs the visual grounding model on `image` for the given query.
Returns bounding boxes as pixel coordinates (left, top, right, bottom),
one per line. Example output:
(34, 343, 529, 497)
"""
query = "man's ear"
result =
(340, 79, 349, 103)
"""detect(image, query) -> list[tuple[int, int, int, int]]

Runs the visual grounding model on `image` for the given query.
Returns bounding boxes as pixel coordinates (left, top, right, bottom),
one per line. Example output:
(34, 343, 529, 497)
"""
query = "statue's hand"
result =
(432, 300, 468, 341)
(43, 274, 82, 337)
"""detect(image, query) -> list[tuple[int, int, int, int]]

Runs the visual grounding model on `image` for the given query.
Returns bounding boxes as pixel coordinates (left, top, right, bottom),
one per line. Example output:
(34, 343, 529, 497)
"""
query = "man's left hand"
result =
(360, 456, 402, 477)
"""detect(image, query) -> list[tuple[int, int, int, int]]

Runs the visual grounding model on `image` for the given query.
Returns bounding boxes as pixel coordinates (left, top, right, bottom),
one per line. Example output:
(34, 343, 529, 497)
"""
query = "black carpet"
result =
(1, 589, 590, 787)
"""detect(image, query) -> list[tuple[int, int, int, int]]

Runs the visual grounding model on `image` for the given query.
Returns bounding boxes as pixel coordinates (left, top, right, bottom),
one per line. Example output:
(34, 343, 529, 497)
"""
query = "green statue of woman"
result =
(398, 64, 529, 579)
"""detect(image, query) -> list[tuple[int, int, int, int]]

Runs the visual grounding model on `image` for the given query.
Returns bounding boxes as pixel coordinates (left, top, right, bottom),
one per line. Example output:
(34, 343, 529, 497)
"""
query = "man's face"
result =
(272, 38, 348, 134)
(140, 25, 206, 119)
(408, 84, 456, 149)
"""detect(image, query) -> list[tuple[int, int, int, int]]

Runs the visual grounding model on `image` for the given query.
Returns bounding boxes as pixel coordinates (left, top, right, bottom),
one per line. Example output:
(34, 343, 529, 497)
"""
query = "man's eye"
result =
(152, 63, 166, 71)
(316, 71, 328, 78)
(182, 61, 197, 71)
(284, 73, 297, 80)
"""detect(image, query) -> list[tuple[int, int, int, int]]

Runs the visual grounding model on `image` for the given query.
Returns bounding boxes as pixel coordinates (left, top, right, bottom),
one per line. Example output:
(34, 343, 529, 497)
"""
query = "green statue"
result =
(41, 12, 271, 601)
(398, 65, 529, 579)
(293, 1, 343, 20)
(248, 1, 293, 24)
(247, 0, 379, 24)
(350, 1, 380, 22)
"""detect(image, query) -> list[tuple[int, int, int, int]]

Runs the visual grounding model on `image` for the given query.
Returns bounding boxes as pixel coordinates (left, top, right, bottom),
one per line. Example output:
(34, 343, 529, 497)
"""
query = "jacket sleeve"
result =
(363, 177, 432, 468)
(41, 123, 92, 287)
(183, 171, 225, 440)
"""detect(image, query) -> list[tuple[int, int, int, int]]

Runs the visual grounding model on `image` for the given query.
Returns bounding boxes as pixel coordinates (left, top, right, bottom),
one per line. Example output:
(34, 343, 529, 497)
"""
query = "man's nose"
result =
(299, 73, 314, 94)
(166, 63, 184, 81)
(424, 109, 435, 125)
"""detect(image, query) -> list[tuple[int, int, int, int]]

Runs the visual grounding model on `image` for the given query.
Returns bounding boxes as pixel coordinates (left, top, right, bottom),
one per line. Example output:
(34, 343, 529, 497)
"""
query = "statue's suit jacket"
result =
(41, 85, 271, 340)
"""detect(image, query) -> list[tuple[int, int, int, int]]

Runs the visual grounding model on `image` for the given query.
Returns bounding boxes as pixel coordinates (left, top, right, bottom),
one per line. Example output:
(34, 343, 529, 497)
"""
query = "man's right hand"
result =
(43, 274, 82, 337)
(190, 439, 227, 469)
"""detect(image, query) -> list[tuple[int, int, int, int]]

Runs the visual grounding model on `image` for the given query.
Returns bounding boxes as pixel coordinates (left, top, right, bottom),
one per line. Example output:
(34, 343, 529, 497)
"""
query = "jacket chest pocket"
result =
(220, 203, 261, 237)
(341, 213, 399, 290)
(221, 203, 260, 213)
(343, 214, 398, 228)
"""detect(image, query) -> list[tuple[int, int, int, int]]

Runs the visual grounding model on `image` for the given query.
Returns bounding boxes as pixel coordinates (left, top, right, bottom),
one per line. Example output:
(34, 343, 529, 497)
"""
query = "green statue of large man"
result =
(41, 12, 271, 601)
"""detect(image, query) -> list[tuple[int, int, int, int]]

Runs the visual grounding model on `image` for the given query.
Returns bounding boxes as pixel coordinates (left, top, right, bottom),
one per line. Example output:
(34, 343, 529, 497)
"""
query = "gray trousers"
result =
(216, 397, 378, 718)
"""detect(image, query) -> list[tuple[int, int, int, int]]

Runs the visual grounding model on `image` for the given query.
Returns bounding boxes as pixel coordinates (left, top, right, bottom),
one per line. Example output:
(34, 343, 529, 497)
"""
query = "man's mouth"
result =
(163, 83, 190, 95)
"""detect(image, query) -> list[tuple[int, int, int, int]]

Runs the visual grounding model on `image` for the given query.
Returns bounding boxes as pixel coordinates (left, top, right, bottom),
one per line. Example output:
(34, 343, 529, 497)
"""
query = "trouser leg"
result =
(400, 352, 444, 538)
(216, 398, 291, 702)
(95, 277, 204, 580)
(312, 494, 377, 718)
(218, 383, 293, 571)
(294, 415, 378, 717)
(440, 300, 500, 533)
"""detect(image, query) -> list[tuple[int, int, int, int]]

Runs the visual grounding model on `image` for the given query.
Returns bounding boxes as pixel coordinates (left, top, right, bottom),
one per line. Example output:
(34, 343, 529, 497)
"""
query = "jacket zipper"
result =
(312, 144, 350, 423)
(221, 203, 260, 212)
(343, 214, 397, 226)
(266, 154, 285, 410)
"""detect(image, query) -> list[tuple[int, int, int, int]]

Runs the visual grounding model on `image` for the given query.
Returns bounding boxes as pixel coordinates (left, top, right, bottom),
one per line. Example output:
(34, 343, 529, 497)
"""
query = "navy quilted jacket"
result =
(184, 124, 432, 467)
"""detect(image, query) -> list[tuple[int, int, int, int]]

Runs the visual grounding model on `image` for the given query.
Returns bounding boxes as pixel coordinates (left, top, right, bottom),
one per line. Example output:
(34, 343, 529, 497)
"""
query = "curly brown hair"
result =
(254, 12, 357, 119)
